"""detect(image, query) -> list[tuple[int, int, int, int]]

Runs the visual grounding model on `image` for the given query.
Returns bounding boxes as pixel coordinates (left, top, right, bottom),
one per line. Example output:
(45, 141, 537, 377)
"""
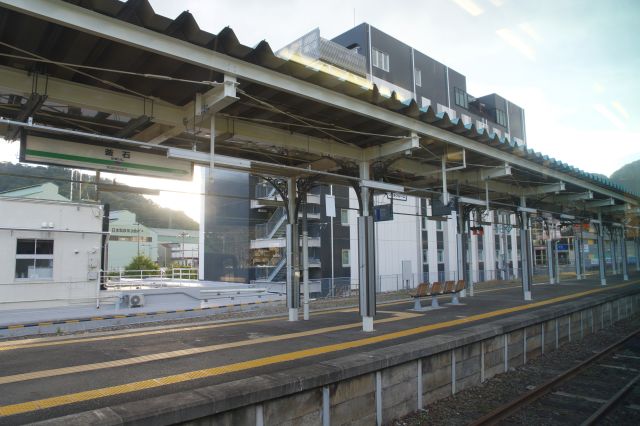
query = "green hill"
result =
(610, 159, 640, 194)
(0, 162, 198, 230)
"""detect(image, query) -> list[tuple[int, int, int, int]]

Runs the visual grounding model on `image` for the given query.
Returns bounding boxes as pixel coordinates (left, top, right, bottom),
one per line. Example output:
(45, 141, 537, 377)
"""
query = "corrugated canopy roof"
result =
(0, 0, 637, 221)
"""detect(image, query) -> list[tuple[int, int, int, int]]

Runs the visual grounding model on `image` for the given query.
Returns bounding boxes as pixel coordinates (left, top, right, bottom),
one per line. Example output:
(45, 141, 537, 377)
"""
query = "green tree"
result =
(124, 255, 159, 273)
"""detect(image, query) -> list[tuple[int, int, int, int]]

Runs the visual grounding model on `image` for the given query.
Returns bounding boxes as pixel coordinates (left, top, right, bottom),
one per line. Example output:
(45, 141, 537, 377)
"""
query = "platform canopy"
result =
(0, 0, 638, 227)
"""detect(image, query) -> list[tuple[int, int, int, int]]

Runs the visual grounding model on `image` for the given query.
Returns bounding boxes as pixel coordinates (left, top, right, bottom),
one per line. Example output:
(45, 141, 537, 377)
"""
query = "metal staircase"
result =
(255, 206, 287, 240)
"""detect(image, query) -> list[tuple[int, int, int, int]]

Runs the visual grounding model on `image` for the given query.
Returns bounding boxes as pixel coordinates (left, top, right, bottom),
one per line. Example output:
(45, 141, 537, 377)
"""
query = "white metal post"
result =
(287, 177, 299, 321)
(597, 211, 606, 286)
(547, 234, 554, 284)
(621, 227, 629, 281)
(359, 161, 376, 332)
(302, 201, 310, 320)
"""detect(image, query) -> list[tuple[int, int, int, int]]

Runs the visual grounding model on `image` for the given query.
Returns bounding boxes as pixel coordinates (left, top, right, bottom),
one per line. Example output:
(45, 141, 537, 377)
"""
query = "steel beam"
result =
(113, 115, 151, 138)
(586, 198, 616, 208)
(1, 0, 637, 204)
(521, 181, 565, 196)
(362, 132, 419, 161)
(450, 169, 519, 194)
(0, 65, 177, 125)
(146, 76, 238, 144)
(557, 191, 594, 202)
(455, 163, 511, 181)
(0, 66, 368, 160)
(389, 158, 440, 177)
(602, 204, 639, 213)
(5, 92, 47, 140)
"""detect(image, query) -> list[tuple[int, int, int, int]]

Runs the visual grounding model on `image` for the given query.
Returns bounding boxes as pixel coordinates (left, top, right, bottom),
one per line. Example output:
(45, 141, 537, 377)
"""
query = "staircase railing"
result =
(255, 206, 287, 239)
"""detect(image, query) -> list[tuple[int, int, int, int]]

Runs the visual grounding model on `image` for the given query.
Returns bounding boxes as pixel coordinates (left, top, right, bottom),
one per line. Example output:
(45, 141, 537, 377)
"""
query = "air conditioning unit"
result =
(128, 293, 145, 308)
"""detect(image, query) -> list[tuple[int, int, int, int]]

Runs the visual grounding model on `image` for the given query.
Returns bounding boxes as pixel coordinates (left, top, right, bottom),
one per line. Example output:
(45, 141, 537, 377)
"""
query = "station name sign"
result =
(21, 134, 193, 180)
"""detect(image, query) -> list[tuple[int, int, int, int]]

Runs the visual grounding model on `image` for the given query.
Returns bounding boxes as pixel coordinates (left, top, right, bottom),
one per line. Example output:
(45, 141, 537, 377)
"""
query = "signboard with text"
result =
(21, 134, 193, 180)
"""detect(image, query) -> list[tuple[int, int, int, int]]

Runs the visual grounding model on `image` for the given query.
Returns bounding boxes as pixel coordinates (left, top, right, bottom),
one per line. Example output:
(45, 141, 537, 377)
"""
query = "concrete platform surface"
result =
(0, 274, 638, 424)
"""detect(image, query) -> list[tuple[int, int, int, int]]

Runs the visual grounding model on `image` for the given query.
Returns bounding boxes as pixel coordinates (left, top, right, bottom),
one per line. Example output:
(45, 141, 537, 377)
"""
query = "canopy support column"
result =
(519, 197, 532, 301)
(597, 212, 606, 286)
(286, 177, 300, 321)
(621, 227, 629, 281)
(358, 161, 376, 332)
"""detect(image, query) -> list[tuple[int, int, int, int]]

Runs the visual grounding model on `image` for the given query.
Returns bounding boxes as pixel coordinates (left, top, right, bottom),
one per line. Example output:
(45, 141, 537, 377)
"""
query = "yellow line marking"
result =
(0, 297, 388, 352)
(0, 281, 636, 417)
(0, 312, 420, 386)
(0, 283, 593, 352)
(7, 325, 23, 329)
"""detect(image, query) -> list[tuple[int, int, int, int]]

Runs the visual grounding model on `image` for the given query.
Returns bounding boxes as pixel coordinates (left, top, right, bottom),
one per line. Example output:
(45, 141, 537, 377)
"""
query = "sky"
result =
(1, 0, 639, 221)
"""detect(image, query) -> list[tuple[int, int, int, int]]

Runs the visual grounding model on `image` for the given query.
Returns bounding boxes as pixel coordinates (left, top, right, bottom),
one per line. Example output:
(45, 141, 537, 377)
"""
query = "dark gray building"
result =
(331, 23, 526, 145)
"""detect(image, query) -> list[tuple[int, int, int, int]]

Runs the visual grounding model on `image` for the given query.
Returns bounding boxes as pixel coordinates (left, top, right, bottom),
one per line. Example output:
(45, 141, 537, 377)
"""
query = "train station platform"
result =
(0, 274, 638, 425)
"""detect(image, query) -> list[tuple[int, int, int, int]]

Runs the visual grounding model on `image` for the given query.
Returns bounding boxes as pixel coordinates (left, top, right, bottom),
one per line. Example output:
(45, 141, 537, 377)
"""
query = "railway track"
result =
(471, 329, 640, 425)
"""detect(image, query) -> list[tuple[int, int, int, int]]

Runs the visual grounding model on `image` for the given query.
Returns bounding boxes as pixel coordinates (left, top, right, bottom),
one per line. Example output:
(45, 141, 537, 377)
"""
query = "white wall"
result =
(373, 195, 421, 291)
(0, 197, 103, 309)
(346, 192, 526, 290)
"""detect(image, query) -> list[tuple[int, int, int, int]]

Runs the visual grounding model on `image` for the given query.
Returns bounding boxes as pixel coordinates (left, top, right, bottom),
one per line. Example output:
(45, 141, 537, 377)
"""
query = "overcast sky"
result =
(1, 0, 638, 220)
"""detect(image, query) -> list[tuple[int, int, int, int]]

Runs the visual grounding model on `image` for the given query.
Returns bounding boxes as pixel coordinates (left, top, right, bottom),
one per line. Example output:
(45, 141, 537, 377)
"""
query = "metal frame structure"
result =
(0, 0, 638, 331)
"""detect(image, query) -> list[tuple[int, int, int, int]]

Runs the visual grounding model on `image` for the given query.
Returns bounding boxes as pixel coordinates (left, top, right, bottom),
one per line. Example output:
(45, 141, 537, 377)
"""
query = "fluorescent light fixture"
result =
(517, 206, 537, 214)
(167, 148, 251, 169)
(560, 214, 575, 220)
(360, 179, 404, 193)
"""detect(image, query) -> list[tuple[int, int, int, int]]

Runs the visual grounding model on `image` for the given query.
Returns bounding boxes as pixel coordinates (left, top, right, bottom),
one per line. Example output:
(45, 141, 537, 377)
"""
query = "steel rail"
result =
(470, 329, 640, 426)
(580, 372, 640, 426)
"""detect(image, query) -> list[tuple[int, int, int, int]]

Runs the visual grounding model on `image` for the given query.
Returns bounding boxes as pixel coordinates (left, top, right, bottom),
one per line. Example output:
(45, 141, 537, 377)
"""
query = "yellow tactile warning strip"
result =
(0, 281, 636, 418)
(0, 311, 421, 385)
(0, 285, 521, 352)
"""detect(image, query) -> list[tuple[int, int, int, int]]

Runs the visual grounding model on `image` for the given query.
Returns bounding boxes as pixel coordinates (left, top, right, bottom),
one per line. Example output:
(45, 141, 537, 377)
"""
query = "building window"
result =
(340, 208, 349, 226)
(415, 68, 422, 87)
(454, 87, 468, 109)
(436, 220, 443, 231)
(341, 249, 350, 267)
(372, 48, 389, 72)
(437, 249, 444, 263)
(422, 249, 428, 264)
(15, 239, 54, 280)
(496, 108, 507, 126)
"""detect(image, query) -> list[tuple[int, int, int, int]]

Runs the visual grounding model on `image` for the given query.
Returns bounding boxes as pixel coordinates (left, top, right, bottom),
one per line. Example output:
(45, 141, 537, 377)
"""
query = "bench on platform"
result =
(444, 280, 466, 305)
(410, 281, 444, 311)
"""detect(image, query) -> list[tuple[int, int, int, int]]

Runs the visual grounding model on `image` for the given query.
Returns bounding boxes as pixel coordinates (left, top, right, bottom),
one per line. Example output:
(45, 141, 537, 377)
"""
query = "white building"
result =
(348, 188, 521, 291)
(0, 184, 103, 309)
